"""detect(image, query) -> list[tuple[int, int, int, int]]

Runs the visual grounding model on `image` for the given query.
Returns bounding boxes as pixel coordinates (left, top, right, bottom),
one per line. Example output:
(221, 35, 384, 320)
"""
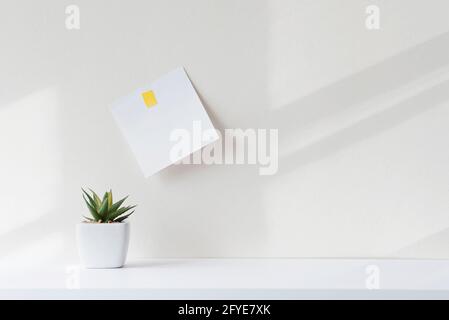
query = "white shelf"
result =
(2, 258, 449, 299)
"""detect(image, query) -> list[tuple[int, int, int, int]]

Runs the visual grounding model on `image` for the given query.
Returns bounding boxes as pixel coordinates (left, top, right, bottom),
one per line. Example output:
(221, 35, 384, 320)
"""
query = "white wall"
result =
(1, 0, 449, 265)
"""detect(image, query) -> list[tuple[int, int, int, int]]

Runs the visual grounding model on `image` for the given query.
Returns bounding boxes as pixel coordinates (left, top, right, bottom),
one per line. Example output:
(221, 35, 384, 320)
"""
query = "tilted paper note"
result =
(111, 67, 219, 177)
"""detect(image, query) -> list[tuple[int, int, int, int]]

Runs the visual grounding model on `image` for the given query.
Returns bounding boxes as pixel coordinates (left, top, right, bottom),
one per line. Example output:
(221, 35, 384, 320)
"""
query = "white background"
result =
(1, 0, 449, 266)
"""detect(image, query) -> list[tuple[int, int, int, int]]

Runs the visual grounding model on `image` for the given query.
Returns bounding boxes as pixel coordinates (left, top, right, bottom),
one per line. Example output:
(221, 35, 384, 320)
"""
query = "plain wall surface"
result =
(1, 0, 449, 265)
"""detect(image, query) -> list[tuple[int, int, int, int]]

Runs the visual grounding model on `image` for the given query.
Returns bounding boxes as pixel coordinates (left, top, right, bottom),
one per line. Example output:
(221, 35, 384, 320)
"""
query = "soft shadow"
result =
(124, 259, 191, 268)
(278, 78, 449, 176)
(0, 210, 74, 262)
(391, 228, 449, 259)
(267, 31, 449, 137)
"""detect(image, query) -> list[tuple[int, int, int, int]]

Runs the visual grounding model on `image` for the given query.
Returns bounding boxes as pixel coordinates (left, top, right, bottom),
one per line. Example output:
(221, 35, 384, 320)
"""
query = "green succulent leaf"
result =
(109, 196, 129, 213)
(115, 211, 134, 222)
(109, 205, 136, 221)
(83, 195, 101, 221)
(107, 190, 113, 209)
(82, 188, 97, 209)
(98, 197, 109, 219)
(89, 189, 102, 207)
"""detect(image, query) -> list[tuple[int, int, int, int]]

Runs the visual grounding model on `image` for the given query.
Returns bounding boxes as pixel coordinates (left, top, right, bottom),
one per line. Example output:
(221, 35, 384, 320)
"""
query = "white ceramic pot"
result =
(77, 222, 130, 268)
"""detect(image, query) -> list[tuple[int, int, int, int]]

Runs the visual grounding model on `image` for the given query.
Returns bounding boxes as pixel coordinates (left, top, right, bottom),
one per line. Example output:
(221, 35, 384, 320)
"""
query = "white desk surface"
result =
(1, 258, 449, 299)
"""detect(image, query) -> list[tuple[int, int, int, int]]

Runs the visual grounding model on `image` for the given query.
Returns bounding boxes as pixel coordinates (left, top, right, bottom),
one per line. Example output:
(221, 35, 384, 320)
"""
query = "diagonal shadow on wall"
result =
(0, 210, 74, 263)
(264, 31, 449, 177)
(277, 78, 449, 176)
(267, 31, 449, 135)
(391, 227, 449, 259)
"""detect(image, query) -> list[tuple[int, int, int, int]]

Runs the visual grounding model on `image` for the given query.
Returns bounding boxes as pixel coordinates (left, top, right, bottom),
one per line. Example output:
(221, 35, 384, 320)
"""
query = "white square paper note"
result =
(111, 67, 218, 177)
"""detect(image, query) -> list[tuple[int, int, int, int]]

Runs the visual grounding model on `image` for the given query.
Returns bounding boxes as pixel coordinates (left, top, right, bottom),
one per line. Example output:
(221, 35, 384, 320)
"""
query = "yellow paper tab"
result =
(142, 90, 157, 108)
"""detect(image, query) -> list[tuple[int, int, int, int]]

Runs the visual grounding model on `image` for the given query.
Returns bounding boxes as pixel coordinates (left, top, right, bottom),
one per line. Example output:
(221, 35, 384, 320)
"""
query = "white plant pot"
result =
(77, 222, 130, 268)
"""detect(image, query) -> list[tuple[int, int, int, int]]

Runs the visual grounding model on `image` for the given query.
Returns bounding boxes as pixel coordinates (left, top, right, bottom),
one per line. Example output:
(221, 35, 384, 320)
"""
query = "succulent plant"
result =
(82, 188, 136, 223)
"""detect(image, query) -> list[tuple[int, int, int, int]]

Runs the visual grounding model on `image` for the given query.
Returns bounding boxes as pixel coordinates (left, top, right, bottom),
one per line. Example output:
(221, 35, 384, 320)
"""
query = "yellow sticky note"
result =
(142, 90, 157, 108)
